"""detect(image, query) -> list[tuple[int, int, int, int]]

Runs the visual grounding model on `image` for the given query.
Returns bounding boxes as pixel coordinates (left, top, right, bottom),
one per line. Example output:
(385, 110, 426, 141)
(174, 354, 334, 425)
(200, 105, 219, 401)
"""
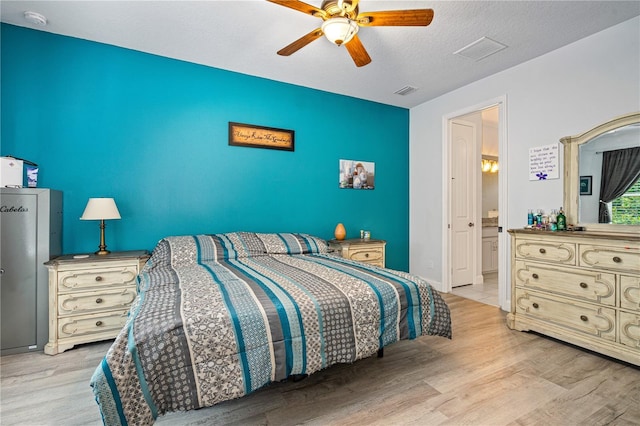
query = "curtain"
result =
(598, 146, 640, 223)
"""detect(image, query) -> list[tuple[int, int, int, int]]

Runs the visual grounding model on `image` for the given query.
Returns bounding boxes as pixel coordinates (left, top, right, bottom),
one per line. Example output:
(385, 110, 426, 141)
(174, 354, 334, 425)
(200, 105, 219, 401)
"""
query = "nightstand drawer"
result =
(58, 287, 137, 316)
(58, 310, 129, 339)
(329, 238, 386, 268)
(349, 249, 383, 263)
(58, 266, 138, 292)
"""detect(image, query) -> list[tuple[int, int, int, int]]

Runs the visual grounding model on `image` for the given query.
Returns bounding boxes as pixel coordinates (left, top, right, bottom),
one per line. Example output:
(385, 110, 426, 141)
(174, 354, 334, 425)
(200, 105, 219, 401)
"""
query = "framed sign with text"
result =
(228, 122, 294, 151)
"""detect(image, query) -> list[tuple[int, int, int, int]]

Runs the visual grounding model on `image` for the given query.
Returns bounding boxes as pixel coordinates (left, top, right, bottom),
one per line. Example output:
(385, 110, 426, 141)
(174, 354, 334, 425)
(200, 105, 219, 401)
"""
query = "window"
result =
(611, 178, 640, 225)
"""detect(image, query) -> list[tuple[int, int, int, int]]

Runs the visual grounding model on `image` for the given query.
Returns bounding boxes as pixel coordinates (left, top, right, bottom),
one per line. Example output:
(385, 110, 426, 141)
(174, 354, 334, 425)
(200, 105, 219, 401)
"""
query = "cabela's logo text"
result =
(0, 205, 29, 213)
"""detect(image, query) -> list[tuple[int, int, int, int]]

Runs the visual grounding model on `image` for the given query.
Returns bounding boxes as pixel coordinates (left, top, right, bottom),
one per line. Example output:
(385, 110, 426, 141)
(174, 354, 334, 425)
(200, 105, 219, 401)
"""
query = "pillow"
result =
(147, 232, 328, 269)
(254, 232, 328, 255)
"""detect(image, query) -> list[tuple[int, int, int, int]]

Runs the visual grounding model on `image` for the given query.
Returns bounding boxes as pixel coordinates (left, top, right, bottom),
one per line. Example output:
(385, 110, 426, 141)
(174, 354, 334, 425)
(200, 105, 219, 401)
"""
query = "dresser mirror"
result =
(561, 112, 640, 233)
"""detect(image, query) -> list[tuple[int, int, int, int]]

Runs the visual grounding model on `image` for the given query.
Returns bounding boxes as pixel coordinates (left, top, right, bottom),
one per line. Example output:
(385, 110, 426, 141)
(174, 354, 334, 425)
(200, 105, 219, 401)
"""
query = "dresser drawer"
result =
(619, 310, 640, 349)
(58, 266, 138, 292)
(514, 239, 576, 265)
(58, 287, 137, 316)
(514, 260, 615, 306)
(515, 288, 615, 341)
(579, 244, 640, 274)
(58, 310, 129, 339)
(620, 275, 640, 312)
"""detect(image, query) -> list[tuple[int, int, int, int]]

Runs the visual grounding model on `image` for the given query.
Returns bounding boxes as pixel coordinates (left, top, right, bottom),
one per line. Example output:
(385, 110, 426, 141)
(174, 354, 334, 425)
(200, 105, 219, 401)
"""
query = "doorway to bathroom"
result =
(443, 98, 508, 310)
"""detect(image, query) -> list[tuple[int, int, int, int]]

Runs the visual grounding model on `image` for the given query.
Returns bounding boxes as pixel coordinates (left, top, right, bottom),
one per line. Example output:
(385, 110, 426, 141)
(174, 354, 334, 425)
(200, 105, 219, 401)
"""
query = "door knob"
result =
(468, 222, 475, 227)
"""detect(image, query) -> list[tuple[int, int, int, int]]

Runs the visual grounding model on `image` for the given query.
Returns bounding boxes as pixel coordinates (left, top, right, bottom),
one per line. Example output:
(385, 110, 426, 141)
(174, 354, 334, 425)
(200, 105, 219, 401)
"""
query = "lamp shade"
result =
(80, 198, 121, 220)
(321, 17, 359, 46)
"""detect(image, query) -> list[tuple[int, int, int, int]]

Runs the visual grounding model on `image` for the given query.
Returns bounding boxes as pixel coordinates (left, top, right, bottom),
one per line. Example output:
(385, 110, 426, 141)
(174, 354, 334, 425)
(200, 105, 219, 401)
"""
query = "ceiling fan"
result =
(267, 0, 434, 67)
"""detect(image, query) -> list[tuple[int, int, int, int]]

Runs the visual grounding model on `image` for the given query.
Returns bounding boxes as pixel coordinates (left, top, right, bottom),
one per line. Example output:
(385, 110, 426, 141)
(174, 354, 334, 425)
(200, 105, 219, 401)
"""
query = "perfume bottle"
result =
(557, 207, 566, 231)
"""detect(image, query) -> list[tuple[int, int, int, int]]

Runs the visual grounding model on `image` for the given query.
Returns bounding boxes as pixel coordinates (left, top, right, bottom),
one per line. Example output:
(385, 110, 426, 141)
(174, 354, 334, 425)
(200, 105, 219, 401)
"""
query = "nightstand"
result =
(43, 250, 149, 355)
(329, 238, 386, 267)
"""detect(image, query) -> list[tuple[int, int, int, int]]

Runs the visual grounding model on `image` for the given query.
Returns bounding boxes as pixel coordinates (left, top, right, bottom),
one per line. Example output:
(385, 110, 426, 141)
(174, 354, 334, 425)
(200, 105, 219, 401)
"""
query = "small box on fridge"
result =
(0, 157, 23, 187)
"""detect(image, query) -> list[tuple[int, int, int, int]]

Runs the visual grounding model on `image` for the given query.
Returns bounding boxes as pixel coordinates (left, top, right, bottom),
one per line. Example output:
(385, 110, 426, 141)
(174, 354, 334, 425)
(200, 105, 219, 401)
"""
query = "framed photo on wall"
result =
(580, 175, 592, 195)
(339, 159, 375, 189)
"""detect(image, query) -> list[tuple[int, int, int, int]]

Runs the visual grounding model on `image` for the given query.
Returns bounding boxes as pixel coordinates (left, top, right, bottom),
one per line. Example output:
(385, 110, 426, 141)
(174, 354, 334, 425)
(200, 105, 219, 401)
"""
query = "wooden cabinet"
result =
(44, 250, 149, 355)
(482, 227, 498, 273)
(329, 238, 386, 268)
(507, 230, 639, 366)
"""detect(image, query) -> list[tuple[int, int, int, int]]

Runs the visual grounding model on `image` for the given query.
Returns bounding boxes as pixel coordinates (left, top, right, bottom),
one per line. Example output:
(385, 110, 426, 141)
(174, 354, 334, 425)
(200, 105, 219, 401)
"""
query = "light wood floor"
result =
(1, 294, 638, 425)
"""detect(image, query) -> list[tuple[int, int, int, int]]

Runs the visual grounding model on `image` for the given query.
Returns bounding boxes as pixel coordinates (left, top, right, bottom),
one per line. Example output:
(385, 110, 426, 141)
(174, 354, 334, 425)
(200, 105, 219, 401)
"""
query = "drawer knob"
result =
(532, 303, 539, 309)
(532, 273, 539, 279)
(365, 253, 369, 258)
(95, 276, 103, 282)
(612, 256, 622, 263)
(580, 315, 588, 322)
(96, 320, 103, 327)
(539, 248, 546, 254)
(95, 298, 103, 304)
(579, 282, 588, 289)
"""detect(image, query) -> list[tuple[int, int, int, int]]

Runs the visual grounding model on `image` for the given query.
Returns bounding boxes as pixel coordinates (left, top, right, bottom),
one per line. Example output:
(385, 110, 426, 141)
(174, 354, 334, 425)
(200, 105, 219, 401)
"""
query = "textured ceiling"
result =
(2, 1, 639, 108)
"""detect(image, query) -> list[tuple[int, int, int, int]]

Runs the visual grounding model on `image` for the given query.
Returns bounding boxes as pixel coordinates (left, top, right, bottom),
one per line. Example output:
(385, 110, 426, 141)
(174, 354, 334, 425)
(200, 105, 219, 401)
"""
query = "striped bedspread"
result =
(91, 232, 451, 425)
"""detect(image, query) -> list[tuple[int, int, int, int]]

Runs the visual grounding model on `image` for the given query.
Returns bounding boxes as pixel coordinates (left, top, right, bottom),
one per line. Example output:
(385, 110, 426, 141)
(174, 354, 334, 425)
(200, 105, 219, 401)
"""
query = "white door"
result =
(450, 119, 477, 287)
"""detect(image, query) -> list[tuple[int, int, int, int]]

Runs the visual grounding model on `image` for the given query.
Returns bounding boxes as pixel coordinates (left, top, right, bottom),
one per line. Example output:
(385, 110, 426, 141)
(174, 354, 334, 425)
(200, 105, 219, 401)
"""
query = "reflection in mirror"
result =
(578, 124, 640, 224)
(561, 112, 640, 232)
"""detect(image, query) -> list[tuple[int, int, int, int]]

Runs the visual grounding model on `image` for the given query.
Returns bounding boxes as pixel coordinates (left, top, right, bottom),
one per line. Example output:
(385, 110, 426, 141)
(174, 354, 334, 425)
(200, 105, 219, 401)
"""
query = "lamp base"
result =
(95, 219, 111, 255)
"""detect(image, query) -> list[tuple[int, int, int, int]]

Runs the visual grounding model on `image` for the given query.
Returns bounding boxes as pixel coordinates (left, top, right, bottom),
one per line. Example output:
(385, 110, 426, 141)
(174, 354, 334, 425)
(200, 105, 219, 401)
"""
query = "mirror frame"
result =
(561, 111, 640, 233)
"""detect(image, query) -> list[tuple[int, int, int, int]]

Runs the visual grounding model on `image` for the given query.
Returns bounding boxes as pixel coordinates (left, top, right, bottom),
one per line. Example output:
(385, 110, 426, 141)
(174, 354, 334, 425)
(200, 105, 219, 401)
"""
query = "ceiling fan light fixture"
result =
(321, 17, 359, 46)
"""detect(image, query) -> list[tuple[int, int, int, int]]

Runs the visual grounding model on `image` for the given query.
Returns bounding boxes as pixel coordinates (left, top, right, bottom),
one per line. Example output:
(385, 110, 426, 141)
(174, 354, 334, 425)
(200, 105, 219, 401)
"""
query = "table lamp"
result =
(80, 197, 121, 255)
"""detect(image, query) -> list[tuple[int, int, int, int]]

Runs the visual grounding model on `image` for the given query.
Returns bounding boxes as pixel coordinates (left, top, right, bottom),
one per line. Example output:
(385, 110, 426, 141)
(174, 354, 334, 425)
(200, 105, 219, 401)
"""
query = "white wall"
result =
(409, 17, 640, 291)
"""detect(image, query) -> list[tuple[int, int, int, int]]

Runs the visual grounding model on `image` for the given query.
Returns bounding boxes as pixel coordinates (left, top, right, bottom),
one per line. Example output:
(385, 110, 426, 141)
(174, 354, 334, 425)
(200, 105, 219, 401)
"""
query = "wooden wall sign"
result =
(228, 122, 295, 151)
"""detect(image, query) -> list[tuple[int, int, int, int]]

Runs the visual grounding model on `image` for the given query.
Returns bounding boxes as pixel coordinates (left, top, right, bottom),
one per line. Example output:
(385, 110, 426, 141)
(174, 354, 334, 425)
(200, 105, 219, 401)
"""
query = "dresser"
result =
(329, 238, 386, 267)
(44, 250, 149, 355)
(507, 229, 639, 366)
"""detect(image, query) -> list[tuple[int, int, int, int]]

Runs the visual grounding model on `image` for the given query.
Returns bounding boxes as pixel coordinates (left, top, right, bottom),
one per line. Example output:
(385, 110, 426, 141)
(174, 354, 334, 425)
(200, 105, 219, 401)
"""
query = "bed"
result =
(91, 232, 451, 425)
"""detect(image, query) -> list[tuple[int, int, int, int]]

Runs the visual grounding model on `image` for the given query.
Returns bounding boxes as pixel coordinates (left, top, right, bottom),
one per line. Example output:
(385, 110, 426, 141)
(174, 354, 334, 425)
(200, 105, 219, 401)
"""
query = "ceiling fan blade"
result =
(277, 28, 324, 56)
(344, 35, 372, 67)
(357, 9, 434, 26)
(267, 0, 327, 19)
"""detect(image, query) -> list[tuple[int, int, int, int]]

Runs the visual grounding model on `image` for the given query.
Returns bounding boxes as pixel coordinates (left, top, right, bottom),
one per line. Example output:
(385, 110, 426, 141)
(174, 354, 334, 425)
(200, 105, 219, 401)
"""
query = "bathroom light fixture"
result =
(482, 158, 499, 173)
(80, 198, 121, 255)
(321, 17, 359, 46)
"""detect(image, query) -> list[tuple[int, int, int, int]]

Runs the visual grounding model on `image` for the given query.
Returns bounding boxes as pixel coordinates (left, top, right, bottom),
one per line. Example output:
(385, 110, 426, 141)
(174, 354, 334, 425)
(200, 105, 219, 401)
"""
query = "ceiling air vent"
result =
(454, 37, 507, 61)
(394, 86, 418, 96)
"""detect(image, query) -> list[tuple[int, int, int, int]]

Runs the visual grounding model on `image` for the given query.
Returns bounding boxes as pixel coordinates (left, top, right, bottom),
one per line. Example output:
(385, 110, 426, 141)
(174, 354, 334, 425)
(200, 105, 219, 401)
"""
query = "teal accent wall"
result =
(1, 24, 410, 270)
